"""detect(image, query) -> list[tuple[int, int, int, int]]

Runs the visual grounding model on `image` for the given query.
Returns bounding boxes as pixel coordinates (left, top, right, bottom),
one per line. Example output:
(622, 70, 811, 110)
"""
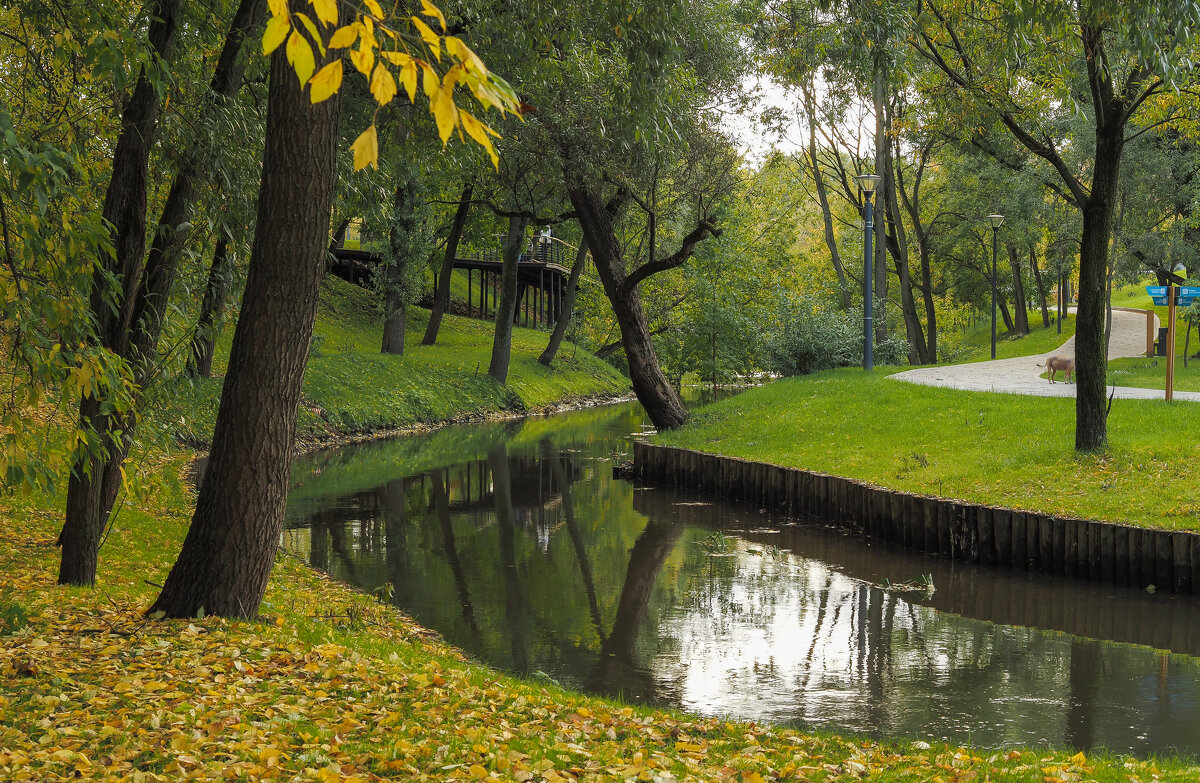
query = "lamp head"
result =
(856, 174, 882, 194)
(985, 214, 1005, 229)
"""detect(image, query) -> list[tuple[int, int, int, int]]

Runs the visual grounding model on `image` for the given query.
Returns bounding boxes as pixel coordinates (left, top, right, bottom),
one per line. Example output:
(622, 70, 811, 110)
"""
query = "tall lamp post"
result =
(857, 174, 882, 370)
(985, 214, 1005, 359)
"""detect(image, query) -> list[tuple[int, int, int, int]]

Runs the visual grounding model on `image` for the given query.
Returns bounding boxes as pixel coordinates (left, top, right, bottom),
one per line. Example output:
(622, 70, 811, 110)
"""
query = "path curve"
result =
(889, 308, 1200, 402)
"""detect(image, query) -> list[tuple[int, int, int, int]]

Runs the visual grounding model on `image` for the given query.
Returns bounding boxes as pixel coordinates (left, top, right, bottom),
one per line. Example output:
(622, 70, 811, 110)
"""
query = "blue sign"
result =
(1146, 285, 1195, 306)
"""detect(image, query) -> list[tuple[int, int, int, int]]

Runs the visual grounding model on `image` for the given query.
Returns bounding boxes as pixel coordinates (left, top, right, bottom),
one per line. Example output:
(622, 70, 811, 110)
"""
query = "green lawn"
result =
(155, 276, 628, 446)
(654, 369, 1200, 531)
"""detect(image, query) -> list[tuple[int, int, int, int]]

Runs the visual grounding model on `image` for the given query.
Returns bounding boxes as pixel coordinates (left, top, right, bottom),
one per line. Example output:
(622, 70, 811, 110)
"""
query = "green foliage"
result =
(766, 294, 908, 375)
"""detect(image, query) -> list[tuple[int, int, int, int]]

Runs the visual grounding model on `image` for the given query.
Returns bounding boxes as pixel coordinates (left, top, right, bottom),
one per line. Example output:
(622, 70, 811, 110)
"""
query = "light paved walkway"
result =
(889, 308, 1200, 402)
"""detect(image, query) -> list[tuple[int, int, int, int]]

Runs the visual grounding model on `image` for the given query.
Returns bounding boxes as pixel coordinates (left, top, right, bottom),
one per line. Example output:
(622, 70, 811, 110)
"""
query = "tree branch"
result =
(620, 218, 722, 296)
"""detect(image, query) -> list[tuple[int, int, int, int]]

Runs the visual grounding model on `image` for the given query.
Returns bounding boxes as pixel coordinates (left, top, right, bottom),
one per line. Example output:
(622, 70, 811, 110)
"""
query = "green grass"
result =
(155, 277, 628, 446)
(958, 312, 1076, 361)
(654, 368, 1200, 531)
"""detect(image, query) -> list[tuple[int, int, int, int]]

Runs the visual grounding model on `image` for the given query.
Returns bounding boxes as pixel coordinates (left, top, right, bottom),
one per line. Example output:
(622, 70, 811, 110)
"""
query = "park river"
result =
(283, 400, 1200, 759)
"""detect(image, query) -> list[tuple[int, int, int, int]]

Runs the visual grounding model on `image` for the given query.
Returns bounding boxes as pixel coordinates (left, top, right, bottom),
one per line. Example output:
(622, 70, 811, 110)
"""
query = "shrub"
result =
(767, 295, 910, 375)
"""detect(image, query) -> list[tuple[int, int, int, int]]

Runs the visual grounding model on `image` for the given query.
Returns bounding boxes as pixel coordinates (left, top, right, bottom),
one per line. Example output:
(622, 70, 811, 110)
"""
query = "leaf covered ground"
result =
(2, 461, 1197, 782)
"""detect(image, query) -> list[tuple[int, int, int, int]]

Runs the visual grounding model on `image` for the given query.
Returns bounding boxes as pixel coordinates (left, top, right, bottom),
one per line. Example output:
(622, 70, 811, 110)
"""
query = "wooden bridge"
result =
(330, 236, 576, 329)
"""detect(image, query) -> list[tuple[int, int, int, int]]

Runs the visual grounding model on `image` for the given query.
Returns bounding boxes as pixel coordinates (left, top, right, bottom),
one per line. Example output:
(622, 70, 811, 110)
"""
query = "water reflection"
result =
(283, 402, 1200, 759)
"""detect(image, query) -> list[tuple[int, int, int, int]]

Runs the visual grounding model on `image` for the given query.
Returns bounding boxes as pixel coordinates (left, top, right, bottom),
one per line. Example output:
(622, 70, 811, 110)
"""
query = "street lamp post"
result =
(985, 214, 1005, 359)
(857, 174, 882, 370)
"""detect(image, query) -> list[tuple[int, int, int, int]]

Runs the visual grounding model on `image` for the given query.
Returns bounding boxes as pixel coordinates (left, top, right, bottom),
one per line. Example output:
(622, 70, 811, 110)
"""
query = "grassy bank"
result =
(654, 370, 1200, 531)
(959, 312, 1077, 362)
(158, 277, 629, 447)
(3, 459, 1194, 781)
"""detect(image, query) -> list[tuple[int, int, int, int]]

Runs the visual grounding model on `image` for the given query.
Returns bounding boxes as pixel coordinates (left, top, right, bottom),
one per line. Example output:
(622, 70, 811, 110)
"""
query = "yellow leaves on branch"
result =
(262, 0, 519, 171)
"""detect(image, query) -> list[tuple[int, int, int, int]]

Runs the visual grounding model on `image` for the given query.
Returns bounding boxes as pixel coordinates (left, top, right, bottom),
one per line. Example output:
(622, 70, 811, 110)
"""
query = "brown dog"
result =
(1038, 354, 1075, 383)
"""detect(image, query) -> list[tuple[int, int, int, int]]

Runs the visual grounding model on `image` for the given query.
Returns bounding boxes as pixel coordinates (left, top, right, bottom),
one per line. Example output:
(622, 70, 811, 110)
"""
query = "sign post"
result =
(1146, 285, 1198, 402)
(1167, 287, 1177, 402)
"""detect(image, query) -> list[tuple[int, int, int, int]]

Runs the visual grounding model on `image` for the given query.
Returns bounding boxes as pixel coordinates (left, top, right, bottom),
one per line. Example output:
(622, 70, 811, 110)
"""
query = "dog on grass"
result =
(1037, 354, 1075, 383)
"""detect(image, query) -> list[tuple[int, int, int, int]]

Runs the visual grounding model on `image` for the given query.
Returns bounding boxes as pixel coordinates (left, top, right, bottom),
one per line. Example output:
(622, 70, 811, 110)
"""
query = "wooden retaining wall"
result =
(633, 441, 1200, 595)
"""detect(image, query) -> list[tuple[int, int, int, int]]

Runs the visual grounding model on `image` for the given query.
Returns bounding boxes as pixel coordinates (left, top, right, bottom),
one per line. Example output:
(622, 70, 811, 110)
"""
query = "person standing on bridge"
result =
(536, 226, 551, 263)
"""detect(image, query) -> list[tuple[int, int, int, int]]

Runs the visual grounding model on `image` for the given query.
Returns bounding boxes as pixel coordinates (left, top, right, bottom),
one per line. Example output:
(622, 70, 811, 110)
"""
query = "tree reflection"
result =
(590, 520, 684, 700)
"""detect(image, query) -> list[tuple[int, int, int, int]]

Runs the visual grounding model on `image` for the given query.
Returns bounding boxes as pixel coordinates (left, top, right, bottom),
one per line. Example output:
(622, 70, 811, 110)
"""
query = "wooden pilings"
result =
(632, 441, 1200, 595)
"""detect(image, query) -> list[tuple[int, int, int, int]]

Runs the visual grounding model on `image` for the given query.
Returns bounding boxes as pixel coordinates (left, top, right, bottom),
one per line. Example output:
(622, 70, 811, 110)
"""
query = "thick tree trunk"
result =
(488, 216, 529, 383)
(568, 186, 687, 430)
(1075, 117, 1123, 451)
(422, 183, 472, 345)
(59, 0, 180, 586)
(802, 80, 849, 309)
(381, 178, 418, 355)
(186, 236, 232, 378)
(539, 238, 587, 366)
(1030, 247, 1051, 328)
(1007, 243, 1030, 335)
(149, 31, 341, 619)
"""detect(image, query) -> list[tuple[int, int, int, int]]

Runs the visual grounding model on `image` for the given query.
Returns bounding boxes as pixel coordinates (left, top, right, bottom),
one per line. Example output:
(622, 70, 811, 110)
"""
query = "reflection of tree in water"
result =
(489, 444, 534, 675)
(284, 402, 1200, 756)
(430, 469, 482, 644)
(589, 520, 684, 701)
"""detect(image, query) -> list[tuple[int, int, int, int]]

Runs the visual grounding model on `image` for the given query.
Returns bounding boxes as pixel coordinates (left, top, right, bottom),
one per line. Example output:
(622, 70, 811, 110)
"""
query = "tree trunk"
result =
(1008, 244, 1030, 334)
(58, 0, 180, 586)
(381, 177, 418, 355)
(1075, 93, 1124, 451)
(422, 183, 472, 345)
(1007, 243, 1030, 335)
(872, 62, 888, 345)
(896, 140, 938, 362)
(997, 295, 1015, 333)
(568, 186, 687, 430)
(539, 238, 587, 366)
(186, 236, 232, 379)
(487, 215, 529, 383)
(881, 130, 928, 364)
(149, 27, 341, 619)
(1030, 247, 1051, 329)
(802, 79, 849, 309)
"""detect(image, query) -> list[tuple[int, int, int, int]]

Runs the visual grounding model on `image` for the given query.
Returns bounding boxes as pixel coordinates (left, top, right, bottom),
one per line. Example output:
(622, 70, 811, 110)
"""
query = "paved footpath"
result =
(890, 308, 1200, 402)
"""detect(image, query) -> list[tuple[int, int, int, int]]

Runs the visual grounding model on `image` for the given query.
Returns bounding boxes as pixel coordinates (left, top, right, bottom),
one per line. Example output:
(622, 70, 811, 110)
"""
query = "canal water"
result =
(283, 401, 1200, 759)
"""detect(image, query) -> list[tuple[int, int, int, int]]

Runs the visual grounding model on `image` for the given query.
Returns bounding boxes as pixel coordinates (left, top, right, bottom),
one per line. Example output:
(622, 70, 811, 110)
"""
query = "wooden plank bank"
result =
(633, 441, 1200, 595)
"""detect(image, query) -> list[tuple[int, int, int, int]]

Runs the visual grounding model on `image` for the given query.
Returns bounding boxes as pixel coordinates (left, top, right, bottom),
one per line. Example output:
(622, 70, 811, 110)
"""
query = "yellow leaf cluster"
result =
(259, 0, 520, 171)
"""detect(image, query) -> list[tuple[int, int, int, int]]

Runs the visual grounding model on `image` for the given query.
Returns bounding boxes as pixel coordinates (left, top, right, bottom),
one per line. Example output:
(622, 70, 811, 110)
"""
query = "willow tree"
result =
(504, 0, 747, 428)
(914, 0, 1200, 451)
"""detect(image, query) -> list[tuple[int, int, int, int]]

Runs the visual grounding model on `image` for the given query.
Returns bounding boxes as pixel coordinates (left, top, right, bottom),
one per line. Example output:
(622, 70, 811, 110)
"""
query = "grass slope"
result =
(958, 313, 1077, 362)
(159, 277, 628, 446)
(2, 461, 1194, 781)
(655, 369, 1200, 531)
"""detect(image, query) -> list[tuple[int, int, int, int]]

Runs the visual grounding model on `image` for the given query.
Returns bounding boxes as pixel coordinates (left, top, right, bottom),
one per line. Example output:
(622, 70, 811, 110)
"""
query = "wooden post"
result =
(1167, 286, 1177, 402)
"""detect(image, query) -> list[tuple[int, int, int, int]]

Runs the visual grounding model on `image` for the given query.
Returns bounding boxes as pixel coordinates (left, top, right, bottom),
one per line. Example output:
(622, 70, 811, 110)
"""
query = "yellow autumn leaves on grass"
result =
(263, 0, 520, 171)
